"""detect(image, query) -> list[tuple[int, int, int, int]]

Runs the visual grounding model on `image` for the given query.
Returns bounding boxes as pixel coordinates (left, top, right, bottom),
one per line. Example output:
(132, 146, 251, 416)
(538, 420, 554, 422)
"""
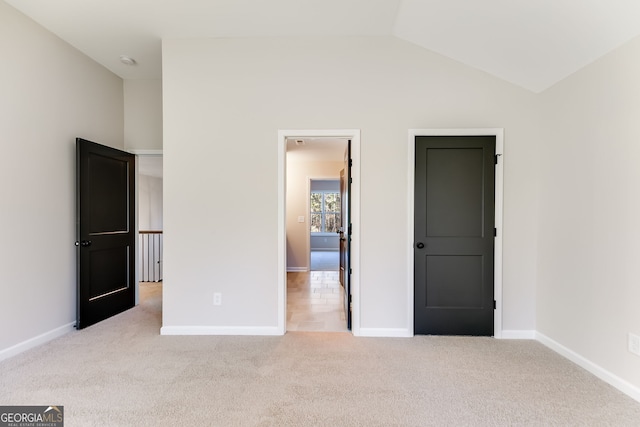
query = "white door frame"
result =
(278, 129, 361, 335)
(407, 129, 504, 338)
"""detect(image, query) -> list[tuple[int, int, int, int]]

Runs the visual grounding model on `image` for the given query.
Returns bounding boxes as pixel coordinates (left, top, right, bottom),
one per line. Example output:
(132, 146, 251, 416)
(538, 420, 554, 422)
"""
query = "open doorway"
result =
(287, 146, 345, 332)
(136, 153, 163, 316)
(309, 179, 341, 271)
(278, 129, 360, 335)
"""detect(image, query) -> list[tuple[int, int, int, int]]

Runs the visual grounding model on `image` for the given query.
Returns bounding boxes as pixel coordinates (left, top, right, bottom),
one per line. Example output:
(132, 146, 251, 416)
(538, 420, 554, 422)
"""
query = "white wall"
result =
(124, 79, 163, 151)
(162, 36, 539, 332)
(139, 174, 163, 231)
(537, 35, 640, 390)
(0, 2, 123, 355)
(286, 159, 343, 270)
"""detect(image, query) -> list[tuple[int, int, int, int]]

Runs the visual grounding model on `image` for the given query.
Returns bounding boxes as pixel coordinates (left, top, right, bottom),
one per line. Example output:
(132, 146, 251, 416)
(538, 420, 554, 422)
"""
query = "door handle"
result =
(415, 242, 425, 249)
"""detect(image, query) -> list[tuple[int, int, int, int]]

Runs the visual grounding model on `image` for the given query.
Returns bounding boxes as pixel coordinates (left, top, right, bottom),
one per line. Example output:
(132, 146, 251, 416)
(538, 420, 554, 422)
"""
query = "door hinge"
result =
(349, 177, 353, 184)
(494, 228, 497, 237)
(495, 153, 502, 164)
(493, 300, 497, 309)
(349, 268, 352, 275)
(349, 158, 353, 167)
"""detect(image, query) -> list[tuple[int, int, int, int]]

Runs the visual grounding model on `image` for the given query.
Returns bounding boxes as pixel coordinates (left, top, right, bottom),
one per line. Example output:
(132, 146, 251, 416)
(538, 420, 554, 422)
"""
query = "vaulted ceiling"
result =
(5, 0, 640, 92)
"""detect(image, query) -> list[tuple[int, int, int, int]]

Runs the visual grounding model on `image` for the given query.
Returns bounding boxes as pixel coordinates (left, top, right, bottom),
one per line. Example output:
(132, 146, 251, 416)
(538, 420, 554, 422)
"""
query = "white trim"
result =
(536, 332, 640, 403)
(160, 326, 281, 336)
(408, 129, 504, 337)
(358, 328, 412, 338)
(500, 330, 536, 340)
(0, 322, 75, 362)
(279, 129, 361, 336)
(287, 267, 308, 272)
(127, 149, 163, 156)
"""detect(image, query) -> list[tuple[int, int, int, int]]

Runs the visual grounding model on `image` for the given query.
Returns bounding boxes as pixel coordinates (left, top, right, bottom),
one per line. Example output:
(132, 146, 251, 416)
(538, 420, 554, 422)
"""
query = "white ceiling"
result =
(286, 138, 347, 162)
(5, 0, 640, 92)
(394, 0, 640, 92)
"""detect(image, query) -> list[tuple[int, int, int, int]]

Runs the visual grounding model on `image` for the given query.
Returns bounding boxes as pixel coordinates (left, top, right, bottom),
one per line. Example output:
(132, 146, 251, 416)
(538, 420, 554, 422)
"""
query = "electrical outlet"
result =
(628, 333, 640, 356)
(213, 293, 222, 306)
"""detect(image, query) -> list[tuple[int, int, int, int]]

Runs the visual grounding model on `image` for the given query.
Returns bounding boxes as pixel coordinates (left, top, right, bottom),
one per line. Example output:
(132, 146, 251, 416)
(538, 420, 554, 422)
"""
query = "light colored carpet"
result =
(310, 250, 339, 271)
(1, 283, 639, 426)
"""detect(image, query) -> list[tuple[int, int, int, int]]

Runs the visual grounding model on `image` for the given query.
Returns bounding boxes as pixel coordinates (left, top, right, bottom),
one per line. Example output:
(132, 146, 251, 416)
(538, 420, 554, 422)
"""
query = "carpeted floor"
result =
(1, 283, 639, 426)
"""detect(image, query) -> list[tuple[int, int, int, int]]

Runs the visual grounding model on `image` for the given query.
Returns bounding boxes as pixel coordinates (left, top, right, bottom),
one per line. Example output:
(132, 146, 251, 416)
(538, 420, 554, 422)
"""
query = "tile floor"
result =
(309, 250, 339, 271)
(286, 271, 348, 332)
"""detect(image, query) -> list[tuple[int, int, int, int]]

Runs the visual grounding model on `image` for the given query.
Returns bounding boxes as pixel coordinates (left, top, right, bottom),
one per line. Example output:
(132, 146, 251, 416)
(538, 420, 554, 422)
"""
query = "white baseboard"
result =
(536, 332, 640, 404)
(356, 328, 412, 338)
(286, 267, 308, 272)
(0, 322, 75, 362)
(160, 325, 283, 336)
(500, 330, 536, 339)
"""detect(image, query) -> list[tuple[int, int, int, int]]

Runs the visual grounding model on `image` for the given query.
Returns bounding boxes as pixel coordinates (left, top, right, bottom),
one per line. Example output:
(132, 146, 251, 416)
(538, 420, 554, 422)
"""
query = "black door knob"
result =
(416, 242, 425, 249)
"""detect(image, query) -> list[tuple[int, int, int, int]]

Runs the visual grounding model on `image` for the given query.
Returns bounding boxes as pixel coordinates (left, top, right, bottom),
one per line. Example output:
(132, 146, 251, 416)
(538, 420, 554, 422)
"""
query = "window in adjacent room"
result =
(310, 188, 340, 233)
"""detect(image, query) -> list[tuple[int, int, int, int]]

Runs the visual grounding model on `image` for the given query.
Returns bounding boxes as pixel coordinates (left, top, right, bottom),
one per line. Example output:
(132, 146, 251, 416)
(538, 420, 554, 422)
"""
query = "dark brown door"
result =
(339, 141, 352, 330)
(76, 138, 136, 329)
(414, 136, 495, 336)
